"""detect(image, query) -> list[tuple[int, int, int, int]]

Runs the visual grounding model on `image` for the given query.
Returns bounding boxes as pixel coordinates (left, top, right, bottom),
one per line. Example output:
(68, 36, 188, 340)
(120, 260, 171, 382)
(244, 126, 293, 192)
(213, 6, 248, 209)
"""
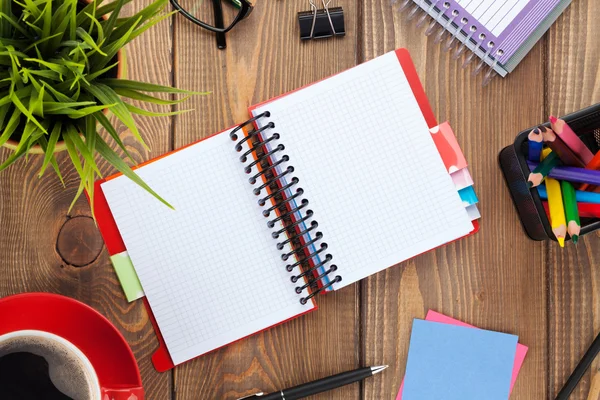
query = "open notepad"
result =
(96, 49, 479, 369)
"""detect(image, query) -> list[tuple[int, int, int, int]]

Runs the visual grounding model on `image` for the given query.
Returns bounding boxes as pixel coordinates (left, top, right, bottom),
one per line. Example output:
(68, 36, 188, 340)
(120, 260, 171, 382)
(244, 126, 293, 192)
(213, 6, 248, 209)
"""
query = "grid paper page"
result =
(101, 129, 312, 365)
(252, 51, 474, 289)
(456, 0, 530, 36)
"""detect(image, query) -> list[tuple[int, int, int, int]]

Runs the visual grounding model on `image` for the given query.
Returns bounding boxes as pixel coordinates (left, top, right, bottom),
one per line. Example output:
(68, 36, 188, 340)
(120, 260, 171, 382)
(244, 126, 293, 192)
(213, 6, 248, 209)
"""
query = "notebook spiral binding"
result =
(393, 0, 503, 86)
(230, 112, 342, 305)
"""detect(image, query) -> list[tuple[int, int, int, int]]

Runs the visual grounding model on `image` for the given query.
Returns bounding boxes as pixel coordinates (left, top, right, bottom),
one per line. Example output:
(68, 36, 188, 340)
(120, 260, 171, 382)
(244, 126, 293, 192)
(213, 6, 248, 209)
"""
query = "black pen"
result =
(237, 365, 388, 400)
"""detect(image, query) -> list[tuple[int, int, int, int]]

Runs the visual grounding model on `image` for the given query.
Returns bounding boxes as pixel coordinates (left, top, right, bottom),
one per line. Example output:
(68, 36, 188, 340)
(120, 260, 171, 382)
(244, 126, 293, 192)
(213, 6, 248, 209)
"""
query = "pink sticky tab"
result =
(396, 311, 528, 400)
(451, 168, 474, 191)
(430, 122, 468, 173)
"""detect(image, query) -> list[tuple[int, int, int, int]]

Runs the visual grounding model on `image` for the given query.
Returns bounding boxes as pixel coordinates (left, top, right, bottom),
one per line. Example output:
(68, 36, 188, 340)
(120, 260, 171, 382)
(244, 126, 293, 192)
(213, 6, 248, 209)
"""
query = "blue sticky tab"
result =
(403, 320, 518, 400)
(458, 186, 479, 206)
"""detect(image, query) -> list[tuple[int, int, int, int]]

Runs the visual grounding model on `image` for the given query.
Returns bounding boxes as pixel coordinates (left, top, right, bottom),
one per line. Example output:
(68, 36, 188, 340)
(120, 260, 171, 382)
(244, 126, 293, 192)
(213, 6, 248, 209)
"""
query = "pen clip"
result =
(236, 392, 264, 400)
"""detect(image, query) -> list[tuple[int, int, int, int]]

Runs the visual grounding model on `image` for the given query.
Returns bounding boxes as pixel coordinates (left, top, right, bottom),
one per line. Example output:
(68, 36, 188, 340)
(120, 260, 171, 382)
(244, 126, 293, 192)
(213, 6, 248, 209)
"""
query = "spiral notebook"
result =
(93, 49, 480, 370)
(395, 0, 572, 83)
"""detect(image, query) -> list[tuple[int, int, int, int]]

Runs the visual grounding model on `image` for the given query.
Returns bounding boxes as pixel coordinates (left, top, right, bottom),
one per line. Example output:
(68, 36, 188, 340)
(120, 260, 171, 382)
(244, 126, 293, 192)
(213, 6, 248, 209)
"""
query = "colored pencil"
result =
(540, 126, 586, 167)
(543, 202, 600, 219)
(527, 128, 543, 162)
(561, 180, 581, 243)
(527, 161, 600, 187)
(537, 184, 600, 204)
(527, 149, 560, 188)
(550, 115, 594, 164)
(580, 149, 600, 191)
(585, 150, 600, 171)
(545, 177, 567, 246)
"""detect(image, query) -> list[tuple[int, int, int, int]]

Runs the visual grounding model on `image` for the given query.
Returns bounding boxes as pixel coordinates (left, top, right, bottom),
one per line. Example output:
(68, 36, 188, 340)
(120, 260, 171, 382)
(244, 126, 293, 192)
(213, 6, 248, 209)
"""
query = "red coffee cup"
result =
(0, 293, 144, 399)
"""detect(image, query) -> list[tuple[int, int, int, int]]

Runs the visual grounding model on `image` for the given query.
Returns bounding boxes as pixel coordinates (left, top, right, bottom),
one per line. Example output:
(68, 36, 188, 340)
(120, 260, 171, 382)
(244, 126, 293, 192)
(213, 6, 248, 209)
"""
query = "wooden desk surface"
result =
(1, 1, 599, 399)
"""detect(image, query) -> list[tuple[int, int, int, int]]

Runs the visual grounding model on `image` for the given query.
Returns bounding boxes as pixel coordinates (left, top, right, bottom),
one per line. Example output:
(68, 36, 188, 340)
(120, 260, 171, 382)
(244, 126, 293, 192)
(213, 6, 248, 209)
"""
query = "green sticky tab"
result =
(110, 251, 145, 302)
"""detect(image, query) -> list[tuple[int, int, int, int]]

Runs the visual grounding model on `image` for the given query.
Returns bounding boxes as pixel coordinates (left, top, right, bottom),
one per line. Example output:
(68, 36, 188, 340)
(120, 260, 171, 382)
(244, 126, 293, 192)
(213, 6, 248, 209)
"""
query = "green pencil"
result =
(561, 180, 581, 243)
(528, 150, 560, 188)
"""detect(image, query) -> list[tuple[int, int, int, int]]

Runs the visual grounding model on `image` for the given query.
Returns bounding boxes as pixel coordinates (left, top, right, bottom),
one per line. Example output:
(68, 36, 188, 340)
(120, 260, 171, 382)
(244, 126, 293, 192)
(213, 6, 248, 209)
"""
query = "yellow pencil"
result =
(542, 148, 567, 247)
(546, 178, 567, 247)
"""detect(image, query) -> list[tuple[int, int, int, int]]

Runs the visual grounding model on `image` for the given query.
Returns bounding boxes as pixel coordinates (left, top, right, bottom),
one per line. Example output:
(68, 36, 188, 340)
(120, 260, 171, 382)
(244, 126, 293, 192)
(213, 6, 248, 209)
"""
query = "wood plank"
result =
(361, 2, 547, 399)
(171, 1, 360, 399)
(0, 1, 174, 398)
(546, 1, 600, 398)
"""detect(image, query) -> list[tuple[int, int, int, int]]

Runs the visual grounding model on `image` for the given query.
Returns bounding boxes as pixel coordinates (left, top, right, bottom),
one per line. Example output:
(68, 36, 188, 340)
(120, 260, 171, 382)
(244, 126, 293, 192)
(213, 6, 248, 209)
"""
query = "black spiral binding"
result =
(230, 112, 342, 304)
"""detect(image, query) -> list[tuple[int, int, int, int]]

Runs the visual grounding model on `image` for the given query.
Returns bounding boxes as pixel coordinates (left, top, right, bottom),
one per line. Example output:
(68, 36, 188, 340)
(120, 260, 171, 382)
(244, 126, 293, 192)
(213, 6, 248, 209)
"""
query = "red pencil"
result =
(550, 116, 594, 164)
(543, 201, 600, 219)
(540, 126, 586, 167)
(581, 150, 600, 191)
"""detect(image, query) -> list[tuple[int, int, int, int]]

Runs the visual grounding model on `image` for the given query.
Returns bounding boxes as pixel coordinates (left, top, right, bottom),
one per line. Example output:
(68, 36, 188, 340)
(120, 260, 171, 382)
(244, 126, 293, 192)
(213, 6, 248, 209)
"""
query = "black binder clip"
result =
(298, 0, 345, 41)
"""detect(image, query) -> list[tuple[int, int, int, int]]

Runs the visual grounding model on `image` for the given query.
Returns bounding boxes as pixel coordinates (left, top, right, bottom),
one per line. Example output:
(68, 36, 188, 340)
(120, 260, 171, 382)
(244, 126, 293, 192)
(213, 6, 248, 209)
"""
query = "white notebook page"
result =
(101, 129, 312, 365)
(456, 0, 530, 36)
(252, 51, 474, 289)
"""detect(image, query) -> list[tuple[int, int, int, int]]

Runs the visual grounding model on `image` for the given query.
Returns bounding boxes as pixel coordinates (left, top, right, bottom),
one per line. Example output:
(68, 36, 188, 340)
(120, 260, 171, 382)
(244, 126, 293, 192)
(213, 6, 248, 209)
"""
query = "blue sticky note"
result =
(458, 185, 479, 206)
(403, 320, 518, 400)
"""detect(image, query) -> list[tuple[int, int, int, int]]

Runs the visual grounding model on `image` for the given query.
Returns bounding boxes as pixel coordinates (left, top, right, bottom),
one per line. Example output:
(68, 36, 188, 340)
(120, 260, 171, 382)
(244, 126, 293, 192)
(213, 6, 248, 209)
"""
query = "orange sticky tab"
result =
(430, 122, 468, 173)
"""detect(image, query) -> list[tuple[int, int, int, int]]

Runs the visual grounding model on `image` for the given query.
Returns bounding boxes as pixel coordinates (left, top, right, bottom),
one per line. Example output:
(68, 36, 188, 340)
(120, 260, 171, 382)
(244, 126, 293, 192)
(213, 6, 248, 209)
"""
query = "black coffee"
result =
(0, 352, 72, 399)
(0, 334, 96, 400)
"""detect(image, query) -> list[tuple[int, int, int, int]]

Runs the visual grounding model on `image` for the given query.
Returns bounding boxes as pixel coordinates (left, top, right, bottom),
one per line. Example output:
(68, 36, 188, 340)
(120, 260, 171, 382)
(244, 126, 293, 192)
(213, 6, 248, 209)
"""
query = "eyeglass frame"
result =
(169, 0, 254, 34)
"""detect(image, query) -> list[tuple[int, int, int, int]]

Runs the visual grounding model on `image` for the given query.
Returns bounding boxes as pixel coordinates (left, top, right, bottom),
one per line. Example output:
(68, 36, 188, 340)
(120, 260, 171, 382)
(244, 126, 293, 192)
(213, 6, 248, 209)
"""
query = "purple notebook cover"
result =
(436, 0, 561, 63)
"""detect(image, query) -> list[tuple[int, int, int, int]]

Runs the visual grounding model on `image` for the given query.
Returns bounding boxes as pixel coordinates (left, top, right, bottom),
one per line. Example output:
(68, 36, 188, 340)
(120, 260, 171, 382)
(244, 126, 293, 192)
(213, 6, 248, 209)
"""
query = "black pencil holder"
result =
(499, 103, 600, 241)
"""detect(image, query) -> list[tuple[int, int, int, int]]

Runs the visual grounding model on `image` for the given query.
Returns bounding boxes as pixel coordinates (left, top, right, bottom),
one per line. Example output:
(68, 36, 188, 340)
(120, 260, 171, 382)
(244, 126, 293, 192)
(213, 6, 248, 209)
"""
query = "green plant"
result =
(0, 0, 202, 210)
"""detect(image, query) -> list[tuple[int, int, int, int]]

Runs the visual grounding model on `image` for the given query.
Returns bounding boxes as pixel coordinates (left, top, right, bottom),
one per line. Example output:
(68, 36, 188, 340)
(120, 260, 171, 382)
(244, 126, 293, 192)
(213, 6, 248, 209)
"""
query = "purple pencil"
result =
(527, 161, 600, 186)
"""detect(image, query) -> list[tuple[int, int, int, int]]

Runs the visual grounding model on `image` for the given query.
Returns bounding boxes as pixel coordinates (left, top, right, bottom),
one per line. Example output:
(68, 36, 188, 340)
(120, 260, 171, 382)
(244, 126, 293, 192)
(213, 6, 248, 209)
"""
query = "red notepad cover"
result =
(92, 49, 479, 372)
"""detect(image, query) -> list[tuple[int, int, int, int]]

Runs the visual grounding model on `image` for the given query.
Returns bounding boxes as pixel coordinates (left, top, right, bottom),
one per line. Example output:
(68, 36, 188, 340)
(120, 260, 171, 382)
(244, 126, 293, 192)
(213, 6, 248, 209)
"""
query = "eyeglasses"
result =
(170, 0, 254, 49)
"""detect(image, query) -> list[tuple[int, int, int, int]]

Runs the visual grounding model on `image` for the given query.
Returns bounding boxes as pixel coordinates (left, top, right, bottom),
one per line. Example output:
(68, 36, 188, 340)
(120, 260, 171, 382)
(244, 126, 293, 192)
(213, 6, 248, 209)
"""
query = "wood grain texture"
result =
(171, 1, 360, 399)
(547, 1, 600, 398)
(2, 1, 600, 399)
(361, 2, 547, 399)
(0, 1, 173, 398)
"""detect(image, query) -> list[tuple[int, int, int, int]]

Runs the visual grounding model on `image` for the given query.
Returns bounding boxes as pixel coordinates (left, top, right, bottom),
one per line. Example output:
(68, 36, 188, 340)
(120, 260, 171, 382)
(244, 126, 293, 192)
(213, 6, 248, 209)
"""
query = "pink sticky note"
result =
(396, 311, 528, 400)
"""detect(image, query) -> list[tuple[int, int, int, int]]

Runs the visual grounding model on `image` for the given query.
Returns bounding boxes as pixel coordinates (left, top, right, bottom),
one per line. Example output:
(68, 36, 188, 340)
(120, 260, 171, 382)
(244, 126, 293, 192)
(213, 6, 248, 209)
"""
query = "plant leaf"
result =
(0, 120, 36, 171)
(85, 61, 119, 81)
(108, 0, 167, 41)
(39, 121, 62, 176)
(127, 10, 176, 44)
(66, 103, 114, 118)
(42, 81, 76, 102)
(10, 89, 47, 133)
(43, 100, 97, 112)
(65, 123, 102, 176)
(84, 11, 104, 44)
(84, 83, 147, 150)
(76, 27, 106, 56)
(0, 107, 22, 148)
(30, 84, 44, 117)
(125, 102, 192, 117)
(92, 0, 132, 20)
(99, 78, 206, 95)
(62, 126, 83, 176)
(91, 14, 140, 70)
(95, 134, 173, 209)
(113, 88, 189, 105)
(40, 0, 52, 52)
(0, 12, 33, 37)
(37, 133, 65, 186)
(102, 0, 126, 42)
(92, 110, 132, 161)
